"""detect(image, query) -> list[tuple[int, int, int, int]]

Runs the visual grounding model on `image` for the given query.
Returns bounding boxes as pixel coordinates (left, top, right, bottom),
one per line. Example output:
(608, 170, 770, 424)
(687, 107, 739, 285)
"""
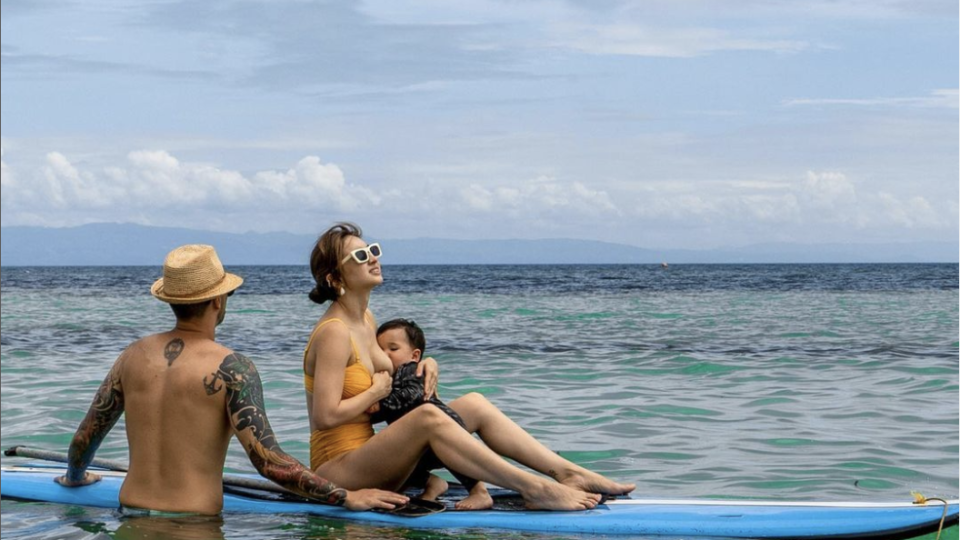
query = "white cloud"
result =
(361, 0, 847, 58)
(783, 89, 959, 109)
(741, 193, 802, 223)
(0, 147, 12, 207)
(877, 192, 943, 228)
(1, 148, 953, 243)
(1, 150, 372, 222)
(801, 170, 857, 210)
(41, 152, 116, 209)
(630, 170, 949, 233)
(552, 23, 809, 57)
(633, 190, 803, 225)
(461, 184, 495, 211)
(460, 176, 619, 216)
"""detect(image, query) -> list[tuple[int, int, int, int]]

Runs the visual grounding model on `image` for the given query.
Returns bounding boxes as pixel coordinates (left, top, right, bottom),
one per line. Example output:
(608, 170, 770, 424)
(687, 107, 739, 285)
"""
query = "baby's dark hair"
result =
(377, 318, 426, 354)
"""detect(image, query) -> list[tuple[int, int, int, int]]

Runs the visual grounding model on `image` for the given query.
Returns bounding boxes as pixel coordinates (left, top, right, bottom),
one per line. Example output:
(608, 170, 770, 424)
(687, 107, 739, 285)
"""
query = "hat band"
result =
(164, 272, 227, 299)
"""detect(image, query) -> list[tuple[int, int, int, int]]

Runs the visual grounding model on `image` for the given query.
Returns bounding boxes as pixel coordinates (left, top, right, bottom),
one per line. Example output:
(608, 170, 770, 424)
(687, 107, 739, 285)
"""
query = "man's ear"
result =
(412, 349, 422, 361)
(211, 296, 224, 310)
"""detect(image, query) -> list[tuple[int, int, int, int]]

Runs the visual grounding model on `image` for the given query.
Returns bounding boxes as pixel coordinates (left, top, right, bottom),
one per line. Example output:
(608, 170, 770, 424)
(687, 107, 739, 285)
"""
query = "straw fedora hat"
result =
(151, 244, 243, 304)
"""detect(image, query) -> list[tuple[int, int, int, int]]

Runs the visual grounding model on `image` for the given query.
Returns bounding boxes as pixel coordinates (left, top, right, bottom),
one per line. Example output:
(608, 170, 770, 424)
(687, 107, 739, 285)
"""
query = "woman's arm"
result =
(308, 322, 391, 430)
(417, 357, 439, 400)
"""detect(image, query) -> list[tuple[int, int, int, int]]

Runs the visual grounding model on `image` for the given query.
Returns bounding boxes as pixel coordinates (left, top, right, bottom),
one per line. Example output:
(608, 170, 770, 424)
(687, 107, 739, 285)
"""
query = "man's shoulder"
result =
(131, 333, 238, 366)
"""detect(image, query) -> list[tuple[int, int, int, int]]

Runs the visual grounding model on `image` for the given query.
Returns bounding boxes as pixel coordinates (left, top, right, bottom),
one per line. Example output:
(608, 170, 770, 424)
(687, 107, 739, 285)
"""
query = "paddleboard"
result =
(2, 465, 957, 538)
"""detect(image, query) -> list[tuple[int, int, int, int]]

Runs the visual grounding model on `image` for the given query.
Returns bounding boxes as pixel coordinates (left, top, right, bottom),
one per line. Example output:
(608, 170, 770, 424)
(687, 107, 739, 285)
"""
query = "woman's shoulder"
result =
(305, 318, 353, 356)
(311, 317, 351, 340)
(305, 318, 356, 368)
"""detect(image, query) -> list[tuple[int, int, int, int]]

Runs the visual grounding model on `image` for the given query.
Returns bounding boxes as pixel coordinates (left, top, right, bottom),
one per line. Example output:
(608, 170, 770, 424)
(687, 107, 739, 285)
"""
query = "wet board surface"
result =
(2, 465, 957, 538)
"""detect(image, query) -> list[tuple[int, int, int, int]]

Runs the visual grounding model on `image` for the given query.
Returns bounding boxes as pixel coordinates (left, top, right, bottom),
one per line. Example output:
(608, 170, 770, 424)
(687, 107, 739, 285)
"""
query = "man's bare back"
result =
(57, 244, 408, 515)
(115, 332, 240, 513)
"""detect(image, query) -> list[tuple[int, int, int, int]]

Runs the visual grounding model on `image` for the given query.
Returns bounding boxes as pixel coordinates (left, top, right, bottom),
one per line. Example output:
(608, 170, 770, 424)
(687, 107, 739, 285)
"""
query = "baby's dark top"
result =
(372, 362, 478, 491)
(372, 362, 466, 429)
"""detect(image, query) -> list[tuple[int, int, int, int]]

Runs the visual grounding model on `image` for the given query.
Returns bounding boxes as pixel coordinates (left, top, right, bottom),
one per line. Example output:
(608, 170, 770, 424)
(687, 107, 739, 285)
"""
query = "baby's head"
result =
(376, 318, 426, 370)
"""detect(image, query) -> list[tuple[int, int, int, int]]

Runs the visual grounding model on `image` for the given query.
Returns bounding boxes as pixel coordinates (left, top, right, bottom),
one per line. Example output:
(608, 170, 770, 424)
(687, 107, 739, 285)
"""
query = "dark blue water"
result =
(3, 263, 957, 295)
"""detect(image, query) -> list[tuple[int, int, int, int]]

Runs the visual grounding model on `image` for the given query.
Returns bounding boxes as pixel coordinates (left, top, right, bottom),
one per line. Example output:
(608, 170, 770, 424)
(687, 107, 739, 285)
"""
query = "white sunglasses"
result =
(341, 243, 382, 264)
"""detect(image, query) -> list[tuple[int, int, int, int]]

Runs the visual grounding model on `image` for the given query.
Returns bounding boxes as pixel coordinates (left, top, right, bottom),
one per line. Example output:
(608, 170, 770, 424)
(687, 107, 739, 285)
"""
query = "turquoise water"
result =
(1, 265, 958, 539)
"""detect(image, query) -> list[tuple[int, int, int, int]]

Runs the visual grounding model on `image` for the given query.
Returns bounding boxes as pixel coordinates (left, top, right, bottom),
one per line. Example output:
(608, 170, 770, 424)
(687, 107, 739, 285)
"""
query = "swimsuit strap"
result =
(303, 318, 363, 378)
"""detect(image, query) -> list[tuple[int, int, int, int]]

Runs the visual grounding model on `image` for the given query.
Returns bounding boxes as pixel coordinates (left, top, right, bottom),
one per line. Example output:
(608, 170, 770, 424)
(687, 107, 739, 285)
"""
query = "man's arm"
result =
(56, 362, 125, 486)
(205, 352, 407, 510)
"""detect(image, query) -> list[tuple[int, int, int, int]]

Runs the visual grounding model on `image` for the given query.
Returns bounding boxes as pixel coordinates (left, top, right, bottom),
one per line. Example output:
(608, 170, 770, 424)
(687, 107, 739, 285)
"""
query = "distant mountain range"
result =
(1, 223, 956, 265)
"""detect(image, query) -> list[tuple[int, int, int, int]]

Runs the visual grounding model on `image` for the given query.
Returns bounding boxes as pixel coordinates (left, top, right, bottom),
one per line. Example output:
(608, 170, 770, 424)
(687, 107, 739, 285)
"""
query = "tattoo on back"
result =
(204, 353, 347, 506)
(164, 338, 185, 366)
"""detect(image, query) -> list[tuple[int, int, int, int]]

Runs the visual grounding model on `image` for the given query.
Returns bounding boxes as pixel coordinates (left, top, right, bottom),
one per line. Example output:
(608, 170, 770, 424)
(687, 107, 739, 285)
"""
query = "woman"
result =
(303, 223, 635, 511)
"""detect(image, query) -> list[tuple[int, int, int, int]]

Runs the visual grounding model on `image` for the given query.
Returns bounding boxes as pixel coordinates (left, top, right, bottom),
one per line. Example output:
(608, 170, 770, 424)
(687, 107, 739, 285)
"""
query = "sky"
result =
(1, 0, 957, 250)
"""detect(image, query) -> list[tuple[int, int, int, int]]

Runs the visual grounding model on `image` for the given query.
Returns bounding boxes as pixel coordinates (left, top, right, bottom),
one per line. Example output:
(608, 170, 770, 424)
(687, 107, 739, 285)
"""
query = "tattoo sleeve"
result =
(66, 364, 125, 482)
(208, 353, 348, 506)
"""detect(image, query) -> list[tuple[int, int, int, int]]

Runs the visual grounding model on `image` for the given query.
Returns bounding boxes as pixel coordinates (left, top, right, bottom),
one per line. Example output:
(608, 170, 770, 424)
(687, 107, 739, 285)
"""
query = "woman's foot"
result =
(421, 474, 448, 501)
(556, 467, 635, 496)
(522, 481, 601, 511)
(454, 483, 493, 510)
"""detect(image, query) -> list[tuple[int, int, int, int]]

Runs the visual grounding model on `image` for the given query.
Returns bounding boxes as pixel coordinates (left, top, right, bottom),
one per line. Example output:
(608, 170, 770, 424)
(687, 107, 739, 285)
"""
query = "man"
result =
(56, 244, 408, 515)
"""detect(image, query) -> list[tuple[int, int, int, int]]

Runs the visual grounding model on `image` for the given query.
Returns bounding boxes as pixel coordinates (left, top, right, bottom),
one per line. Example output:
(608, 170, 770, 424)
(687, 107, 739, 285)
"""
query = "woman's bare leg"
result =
(449, 393, 636, 495)
(315, 405, 601, 510)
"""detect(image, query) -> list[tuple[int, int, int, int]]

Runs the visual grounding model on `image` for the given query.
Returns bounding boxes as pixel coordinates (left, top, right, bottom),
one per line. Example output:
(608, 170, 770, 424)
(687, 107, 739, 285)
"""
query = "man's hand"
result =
(54, 471, 102, 487)
(417, 357, 439, 400)
(343, 488, 409, 511)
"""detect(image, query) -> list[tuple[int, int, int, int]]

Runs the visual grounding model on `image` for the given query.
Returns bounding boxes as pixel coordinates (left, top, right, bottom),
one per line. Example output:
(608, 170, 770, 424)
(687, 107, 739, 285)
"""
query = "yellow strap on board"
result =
(910, 491, 948, 540)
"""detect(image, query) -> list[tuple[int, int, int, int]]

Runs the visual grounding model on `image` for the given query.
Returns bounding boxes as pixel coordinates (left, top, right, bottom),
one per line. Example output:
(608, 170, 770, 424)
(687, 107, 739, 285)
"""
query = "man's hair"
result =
(170, 300, 212, 321)
(377, 318, 426, 354)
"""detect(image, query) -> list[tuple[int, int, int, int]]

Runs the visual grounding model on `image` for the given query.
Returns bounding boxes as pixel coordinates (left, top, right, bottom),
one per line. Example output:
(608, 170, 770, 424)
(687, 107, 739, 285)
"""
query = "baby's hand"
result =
(370, 371, 393, 400)
(366, 402, 381, 414)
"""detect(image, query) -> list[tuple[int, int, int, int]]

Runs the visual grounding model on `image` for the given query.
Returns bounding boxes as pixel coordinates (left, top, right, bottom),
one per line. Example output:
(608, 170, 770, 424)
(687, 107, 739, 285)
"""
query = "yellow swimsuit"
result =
(304, 318, 376, 470)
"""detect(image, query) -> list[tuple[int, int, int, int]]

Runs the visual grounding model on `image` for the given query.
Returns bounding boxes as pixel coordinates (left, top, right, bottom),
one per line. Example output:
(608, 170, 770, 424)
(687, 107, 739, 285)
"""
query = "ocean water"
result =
(1, 264, 958, 540)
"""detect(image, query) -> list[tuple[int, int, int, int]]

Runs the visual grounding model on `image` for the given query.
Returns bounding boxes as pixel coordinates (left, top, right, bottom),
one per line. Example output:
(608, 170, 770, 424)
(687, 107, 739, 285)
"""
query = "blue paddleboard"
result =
(2, 466, 957, 538)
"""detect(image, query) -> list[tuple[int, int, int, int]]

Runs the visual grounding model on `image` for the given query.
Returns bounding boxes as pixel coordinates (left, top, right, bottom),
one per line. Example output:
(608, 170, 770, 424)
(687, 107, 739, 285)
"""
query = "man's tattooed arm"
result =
(206, 353, 349, 506)
(62, 363, 125, 484)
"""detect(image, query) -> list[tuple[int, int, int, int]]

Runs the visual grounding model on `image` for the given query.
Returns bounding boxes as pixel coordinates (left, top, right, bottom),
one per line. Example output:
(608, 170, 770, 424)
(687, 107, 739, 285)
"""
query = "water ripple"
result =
(2, 266, 957, 540)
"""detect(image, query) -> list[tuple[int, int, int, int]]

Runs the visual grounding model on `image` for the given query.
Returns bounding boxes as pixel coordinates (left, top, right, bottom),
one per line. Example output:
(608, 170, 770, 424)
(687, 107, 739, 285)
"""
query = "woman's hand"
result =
(417, 357, 439, 400)
(370, 371, 393, 401)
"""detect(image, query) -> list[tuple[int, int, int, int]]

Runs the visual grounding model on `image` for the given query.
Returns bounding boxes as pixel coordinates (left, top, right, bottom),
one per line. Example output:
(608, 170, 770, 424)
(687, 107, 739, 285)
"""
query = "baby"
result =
(374, 318, 492, 510)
